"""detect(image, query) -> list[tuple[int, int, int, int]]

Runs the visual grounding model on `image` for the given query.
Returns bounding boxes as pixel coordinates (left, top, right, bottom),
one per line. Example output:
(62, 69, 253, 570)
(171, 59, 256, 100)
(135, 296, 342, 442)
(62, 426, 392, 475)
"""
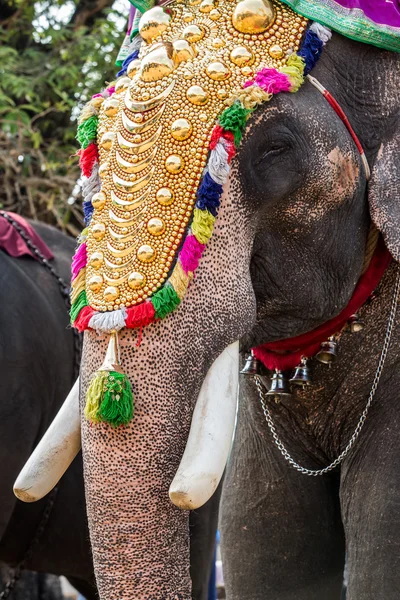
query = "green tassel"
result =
(84, 332, 134, 428)
(70, 290, 88, 324)
(76, 116, 99, 149)
(151, 285, 181, 319)
(219, 102, 250, 146)
(97, 371, 134, 427)
(84, 371, 108, 423)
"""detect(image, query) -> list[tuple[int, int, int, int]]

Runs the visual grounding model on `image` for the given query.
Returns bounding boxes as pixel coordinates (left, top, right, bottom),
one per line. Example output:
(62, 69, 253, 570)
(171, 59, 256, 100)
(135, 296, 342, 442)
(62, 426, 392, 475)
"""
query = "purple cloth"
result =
(283, 0, 400, 52)
(0, 212, 54, 261)
(329, 0, 400, 27)
(328, 0, 400, 27)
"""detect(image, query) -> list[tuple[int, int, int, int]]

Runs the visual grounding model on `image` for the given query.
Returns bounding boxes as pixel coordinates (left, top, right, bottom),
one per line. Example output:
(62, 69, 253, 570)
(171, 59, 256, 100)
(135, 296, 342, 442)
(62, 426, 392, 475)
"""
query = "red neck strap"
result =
(252, 238, 392, 371)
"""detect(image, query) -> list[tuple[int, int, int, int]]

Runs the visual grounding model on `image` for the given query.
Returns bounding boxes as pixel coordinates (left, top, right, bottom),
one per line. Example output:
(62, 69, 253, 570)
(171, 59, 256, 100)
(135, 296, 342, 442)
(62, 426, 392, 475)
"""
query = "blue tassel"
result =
(298, 29, 323, 75)
(195, 172, 223, 217)
(83, 200, 94, 225)
(116, 49, 140, 77)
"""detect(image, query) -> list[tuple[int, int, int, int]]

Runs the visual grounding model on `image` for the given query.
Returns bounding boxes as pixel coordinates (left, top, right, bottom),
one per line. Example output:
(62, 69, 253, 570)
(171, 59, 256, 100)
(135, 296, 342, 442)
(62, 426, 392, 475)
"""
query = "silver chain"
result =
(255, 263, 400, 476)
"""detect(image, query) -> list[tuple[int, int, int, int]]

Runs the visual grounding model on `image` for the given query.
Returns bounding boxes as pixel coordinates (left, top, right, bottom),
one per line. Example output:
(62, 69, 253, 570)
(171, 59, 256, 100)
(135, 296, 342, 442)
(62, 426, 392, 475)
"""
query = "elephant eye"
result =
(255, 144, 288, 166)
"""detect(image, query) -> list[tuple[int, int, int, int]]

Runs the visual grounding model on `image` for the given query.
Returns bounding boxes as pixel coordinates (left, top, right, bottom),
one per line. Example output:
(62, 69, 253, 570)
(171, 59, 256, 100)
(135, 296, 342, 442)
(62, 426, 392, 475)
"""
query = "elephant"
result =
(17, 4, 400, 600)
(0, 564, 65, 600)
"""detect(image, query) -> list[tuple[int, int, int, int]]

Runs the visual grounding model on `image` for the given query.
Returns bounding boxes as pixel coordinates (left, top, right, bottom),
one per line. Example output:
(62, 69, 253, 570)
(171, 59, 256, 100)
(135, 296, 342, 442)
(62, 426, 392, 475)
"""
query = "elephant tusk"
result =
(169, 341, 239, 510)
(13, 378, 81, 502)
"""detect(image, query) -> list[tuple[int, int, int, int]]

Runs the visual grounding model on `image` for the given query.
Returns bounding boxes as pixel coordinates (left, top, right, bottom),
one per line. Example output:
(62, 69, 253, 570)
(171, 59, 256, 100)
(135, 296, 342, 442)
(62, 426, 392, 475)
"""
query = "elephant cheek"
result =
(80, 331, 192, 600)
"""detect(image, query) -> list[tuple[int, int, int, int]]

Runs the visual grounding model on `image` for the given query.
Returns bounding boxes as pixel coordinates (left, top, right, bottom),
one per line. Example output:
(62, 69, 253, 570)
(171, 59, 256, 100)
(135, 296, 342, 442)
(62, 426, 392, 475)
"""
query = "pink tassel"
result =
(179, 236, 206, 274)
(244, 68, 291, 94)
(71, 243, 87, 279)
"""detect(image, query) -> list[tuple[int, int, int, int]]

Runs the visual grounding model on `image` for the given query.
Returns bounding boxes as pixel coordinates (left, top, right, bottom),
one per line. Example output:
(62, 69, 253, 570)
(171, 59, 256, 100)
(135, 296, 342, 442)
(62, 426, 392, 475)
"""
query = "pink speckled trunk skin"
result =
(79, 176, 256, 599)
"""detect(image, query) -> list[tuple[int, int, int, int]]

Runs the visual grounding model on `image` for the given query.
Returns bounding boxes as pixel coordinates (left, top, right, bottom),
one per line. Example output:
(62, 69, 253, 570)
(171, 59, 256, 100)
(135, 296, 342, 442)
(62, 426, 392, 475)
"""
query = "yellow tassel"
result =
(78, 103, 98, 124)
(192, 208, 216, 245)
(84, 371, 108, 423)
(169, 261, 191, 299)
(70, 269, 86, 304)
(229, 86, 271, 110)
(287, 54, 306, 71)
(89, 96, 104, 110)
(280, 55, 305, 92)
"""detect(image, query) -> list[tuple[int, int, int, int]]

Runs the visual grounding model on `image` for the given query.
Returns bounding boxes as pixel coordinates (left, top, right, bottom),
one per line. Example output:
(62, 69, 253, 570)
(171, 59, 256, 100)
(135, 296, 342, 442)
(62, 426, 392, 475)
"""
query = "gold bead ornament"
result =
(86, 0, 307, 310)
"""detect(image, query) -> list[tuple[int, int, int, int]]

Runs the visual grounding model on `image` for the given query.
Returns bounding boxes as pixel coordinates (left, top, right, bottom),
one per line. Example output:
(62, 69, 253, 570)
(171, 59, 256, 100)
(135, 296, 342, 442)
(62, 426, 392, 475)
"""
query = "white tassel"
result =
(310, 22, 332, 44)
(89, 307, 127, 333)
(128, 33, 142, 54)
(208, 142, 230, 185)
(82, 163, 101, 205)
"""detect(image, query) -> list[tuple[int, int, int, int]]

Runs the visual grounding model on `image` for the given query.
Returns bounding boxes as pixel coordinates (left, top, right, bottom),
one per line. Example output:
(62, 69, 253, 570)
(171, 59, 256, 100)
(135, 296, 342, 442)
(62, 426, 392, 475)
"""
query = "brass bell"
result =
(240, 351, 262, 376)
(316, 337, 338, 364)
(266, 370, 291, 401)
(348, 313, 365, 333)
(290, 358, 311, 387)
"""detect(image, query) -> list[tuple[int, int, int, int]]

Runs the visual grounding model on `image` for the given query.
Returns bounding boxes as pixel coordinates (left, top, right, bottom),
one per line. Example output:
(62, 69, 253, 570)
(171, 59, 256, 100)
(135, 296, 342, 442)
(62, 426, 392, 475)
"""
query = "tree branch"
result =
(69, 0, 117, 29)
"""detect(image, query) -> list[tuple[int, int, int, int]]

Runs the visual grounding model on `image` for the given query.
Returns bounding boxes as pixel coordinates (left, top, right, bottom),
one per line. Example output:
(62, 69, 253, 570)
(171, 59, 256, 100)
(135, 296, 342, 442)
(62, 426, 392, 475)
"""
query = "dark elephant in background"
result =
(0, 219, 218, 600)
(0, 221, 96, 599)
(0, 564, 64, 600)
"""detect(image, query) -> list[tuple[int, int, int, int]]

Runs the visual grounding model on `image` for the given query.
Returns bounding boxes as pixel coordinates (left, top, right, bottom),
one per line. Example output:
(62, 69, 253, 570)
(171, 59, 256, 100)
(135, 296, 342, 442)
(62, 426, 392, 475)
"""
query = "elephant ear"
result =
(368, 134, 400, 261)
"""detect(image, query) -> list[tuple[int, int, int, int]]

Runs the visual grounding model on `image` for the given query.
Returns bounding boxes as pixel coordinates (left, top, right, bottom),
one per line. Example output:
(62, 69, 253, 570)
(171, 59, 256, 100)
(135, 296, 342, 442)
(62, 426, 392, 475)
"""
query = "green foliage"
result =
(0, 0, 125, 234)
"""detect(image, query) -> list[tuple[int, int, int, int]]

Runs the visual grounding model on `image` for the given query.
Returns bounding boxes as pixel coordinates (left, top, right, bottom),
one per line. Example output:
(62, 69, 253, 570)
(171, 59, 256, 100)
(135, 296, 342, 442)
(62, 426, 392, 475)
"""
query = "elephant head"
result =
(15, 1, 400, 598)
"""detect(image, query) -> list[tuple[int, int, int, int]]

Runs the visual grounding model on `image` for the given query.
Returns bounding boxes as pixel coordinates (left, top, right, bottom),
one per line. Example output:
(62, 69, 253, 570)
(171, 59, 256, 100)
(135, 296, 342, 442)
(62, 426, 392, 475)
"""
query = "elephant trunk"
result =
(78, 330, 241, 598)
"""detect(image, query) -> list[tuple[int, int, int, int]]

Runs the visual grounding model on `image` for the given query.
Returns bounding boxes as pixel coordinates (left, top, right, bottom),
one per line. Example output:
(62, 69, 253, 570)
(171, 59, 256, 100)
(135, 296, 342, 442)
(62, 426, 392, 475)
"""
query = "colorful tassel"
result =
(151, 285, 181, 319)
(74, 305, 95, 332)
(169, 261, 191, 300)
(76, 116, 99, 149)
(125, 301, 155, 328)
(71, 242, 87, 279)
(84, 331, 134, 427)
(70, 290, 88, 323)
(218, 103, 251, 146)
(179, 235, 205, 274)
(192, 208, 216, 245)
(78, 144, 98, 178)
(97, 372, 134, 427)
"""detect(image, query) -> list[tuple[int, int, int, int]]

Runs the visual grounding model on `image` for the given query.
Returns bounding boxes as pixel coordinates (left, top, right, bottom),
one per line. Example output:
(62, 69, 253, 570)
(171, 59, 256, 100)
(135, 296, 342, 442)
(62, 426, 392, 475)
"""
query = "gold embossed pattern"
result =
(86, 0, 307, 311)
